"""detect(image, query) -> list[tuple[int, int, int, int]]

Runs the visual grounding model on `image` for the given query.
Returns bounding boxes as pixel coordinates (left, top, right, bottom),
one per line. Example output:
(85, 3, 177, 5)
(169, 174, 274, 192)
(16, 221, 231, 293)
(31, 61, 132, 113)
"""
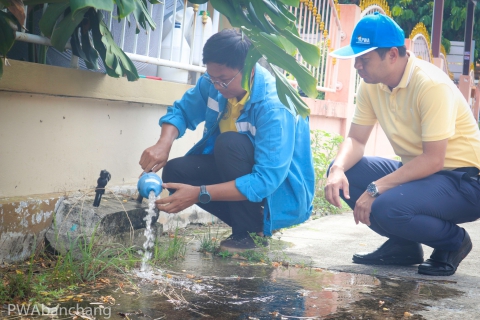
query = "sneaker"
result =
(219, 233, 269, 254)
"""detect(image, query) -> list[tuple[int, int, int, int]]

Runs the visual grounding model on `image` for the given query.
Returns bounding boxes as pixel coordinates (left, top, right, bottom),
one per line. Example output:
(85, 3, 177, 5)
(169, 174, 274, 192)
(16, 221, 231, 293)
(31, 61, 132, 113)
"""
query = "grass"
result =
(151, 228, 187, 264)
(0, 227, 188, 305)
(198, 226, 223, 254)
(0, 192, 188, 305)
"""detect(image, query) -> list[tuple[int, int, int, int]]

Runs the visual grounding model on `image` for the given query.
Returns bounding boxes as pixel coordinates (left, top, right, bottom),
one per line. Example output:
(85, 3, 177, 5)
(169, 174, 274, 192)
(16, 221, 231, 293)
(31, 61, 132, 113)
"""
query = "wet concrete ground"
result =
(3, 212, 479, 319)
(45, 234, 462, 320)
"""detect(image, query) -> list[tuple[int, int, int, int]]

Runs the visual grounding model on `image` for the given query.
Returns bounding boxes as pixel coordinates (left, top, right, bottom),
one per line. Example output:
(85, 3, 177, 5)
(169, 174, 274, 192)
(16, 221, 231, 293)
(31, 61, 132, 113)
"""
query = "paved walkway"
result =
(280, 212, 480, 319)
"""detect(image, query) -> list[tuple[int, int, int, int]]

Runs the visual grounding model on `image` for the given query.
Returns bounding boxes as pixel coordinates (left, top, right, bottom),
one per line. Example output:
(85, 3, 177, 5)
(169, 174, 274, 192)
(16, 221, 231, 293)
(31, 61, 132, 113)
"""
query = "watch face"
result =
(199, 192, 211, 204)
(367, 183, 378, 197)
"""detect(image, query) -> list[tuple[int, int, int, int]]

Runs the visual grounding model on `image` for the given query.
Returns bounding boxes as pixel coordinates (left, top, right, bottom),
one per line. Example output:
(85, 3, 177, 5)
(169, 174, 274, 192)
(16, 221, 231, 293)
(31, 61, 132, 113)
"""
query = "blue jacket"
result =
(159, 64, 315, 236)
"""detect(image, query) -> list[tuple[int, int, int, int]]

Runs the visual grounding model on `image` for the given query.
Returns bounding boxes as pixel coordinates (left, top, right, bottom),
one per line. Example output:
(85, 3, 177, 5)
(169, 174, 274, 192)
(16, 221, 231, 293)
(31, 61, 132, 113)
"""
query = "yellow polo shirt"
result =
(354, 52, 480, 170)
(219, 92, 250, 133)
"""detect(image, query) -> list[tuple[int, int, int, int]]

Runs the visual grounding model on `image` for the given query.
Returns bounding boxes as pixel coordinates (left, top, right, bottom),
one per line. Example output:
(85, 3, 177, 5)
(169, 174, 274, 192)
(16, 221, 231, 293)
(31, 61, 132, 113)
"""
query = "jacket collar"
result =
(217, 63, 268, 112)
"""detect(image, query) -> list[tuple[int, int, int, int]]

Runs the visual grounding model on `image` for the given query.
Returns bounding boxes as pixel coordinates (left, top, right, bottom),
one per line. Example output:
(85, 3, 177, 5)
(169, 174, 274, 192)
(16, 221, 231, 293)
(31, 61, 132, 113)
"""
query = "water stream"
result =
(140, 191, 157, 272)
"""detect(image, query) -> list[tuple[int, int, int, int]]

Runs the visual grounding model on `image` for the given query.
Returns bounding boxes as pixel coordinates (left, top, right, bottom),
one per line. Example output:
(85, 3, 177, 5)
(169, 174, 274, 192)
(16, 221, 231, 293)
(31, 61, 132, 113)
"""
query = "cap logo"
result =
(356, 35, 370, 45)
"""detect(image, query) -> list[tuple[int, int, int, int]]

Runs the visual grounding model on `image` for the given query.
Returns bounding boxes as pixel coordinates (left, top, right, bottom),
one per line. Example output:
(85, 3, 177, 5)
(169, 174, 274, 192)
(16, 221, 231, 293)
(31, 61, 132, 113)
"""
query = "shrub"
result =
(310, 130, 345, 216)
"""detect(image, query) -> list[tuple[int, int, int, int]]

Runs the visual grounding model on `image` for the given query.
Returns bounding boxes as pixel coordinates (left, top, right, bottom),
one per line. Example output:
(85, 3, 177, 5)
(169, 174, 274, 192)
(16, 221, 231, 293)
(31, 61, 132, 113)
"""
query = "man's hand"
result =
(155, 183, 200, 213)
(139, 143, 170, 173)
(353, 192, 375, 226)
(324, 167, 351, 208)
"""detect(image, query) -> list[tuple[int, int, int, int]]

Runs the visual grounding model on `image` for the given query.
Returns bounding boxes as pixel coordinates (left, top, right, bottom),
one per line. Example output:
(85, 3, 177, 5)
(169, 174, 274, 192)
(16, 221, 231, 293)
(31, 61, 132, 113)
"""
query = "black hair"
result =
(202, 29, 252, 70)
(375, 46, 407, 59)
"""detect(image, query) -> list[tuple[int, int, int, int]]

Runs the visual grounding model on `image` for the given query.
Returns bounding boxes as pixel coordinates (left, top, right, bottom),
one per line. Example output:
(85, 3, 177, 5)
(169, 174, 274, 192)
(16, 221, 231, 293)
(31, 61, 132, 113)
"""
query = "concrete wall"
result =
(0, 60, 202, 262)
(0, 60, 201, 198)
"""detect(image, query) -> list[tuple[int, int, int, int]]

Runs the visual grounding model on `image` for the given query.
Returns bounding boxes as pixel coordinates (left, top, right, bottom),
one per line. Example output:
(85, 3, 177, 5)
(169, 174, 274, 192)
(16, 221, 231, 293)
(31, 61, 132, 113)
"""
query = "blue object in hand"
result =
(137, 172, 163, 198)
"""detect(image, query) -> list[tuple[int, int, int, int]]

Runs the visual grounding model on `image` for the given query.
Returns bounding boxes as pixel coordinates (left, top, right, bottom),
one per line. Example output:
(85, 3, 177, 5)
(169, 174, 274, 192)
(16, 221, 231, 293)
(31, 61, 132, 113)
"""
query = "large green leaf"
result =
(133, 0, 156, 33)
(276, 0, 299, 7)
(277, 27, 320, 67)
(209, 0, 235, 18)
(81, 29, 100, 69)
(70, 0, 113, 16)
(90, 10, 139, 81)
(115, 0, 136, 19)
(23, 0, 68, 5)
(51, 7, 89, 51)
(270, 64, 310, 117)
(241, 45, 262, 90)
(248, 30, 317, 98)
(39, 2, 69, 37)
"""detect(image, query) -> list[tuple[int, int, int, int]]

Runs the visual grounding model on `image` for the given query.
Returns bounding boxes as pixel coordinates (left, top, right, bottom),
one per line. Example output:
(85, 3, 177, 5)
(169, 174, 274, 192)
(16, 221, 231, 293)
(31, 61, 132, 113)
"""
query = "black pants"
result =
(162, 132, 263, 236)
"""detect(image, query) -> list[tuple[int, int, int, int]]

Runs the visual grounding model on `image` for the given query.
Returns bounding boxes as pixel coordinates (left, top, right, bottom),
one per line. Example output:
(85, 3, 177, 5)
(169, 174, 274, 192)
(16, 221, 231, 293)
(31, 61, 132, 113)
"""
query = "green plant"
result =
(218, 250, 233, 259)
(239, 249, 265, 262)
(0, 0, 155, 80)
(198, 226, 221, 254)
(152, 228, 187, 264)
(310, 129, 346, 215)
(196, 0, 320, 117)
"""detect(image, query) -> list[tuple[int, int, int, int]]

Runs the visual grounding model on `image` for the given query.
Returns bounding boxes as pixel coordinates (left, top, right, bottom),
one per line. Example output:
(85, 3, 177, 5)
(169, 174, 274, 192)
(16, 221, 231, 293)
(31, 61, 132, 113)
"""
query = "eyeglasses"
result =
(203, 69, 243, 89)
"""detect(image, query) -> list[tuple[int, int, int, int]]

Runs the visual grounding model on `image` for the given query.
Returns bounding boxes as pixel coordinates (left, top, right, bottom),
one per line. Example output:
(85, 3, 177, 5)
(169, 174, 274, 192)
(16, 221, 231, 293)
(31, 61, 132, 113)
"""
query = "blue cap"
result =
(330, 13, 405, 59)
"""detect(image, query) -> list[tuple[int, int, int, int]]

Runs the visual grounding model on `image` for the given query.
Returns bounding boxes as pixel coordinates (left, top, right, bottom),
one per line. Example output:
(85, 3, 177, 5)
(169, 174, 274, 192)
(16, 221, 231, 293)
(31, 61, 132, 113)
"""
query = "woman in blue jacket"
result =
(139, 29, 314, 253)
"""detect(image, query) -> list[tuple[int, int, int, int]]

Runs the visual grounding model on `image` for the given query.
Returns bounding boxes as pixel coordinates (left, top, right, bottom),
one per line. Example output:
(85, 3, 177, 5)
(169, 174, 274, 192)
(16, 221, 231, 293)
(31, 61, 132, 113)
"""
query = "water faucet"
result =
(93, 170, 111, 207)
(137, 172, 163, 199)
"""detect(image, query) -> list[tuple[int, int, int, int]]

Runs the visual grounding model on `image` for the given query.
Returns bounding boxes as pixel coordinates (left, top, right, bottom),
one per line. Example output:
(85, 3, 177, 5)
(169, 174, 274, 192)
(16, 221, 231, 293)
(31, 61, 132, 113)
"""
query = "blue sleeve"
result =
(159, 76, 211, 138)
(235, 108, 296, 202)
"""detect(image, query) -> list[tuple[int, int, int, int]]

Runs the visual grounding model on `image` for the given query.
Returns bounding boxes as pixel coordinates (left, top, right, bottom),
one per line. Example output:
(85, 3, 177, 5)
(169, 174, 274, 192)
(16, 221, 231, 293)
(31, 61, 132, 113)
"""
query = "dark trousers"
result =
(336, 157, 480, 251)
(162, 132, 263, 236)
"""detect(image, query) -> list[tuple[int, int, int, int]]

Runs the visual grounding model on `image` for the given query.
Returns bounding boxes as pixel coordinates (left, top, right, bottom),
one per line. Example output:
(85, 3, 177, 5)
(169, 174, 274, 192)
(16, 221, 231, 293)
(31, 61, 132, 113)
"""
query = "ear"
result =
(388, 47, 400, 63)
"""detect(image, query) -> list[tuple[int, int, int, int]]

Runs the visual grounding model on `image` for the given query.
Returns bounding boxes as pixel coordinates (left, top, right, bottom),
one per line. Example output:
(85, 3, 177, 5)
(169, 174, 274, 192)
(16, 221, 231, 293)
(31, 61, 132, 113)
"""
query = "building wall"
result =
(0, 60, 201, 198)
(0, 60, 202, 262)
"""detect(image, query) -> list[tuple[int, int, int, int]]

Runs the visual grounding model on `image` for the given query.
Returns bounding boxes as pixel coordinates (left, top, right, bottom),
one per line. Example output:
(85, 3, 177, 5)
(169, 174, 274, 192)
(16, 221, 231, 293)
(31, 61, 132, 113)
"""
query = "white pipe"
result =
(15, 32, 72, 50)
(15, 32, 206, 73)
(126, 52, 206, 72)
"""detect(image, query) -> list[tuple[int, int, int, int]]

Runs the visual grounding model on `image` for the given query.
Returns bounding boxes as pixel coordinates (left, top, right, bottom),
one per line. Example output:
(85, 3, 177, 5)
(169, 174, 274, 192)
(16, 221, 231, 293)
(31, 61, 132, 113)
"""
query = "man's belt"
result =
(453, 167, 480, 182)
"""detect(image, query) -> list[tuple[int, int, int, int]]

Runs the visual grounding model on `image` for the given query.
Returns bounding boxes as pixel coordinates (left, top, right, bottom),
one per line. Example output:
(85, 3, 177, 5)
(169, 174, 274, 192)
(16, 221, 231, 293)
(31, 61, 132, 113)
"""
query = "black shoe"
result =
(219, 233, 268, 254)
(353, 239, 424, 265)
(418, 229, 472, 276)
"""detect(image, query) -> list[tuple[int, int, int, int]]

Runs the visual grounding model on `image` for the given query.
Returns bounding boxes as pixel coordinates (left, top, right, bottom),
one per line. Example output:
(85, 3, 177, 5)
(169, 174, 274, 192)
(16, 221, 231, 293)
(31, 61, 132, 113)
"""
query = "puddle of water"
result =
(1, 240, 463, 320)
(101, 242, 463, 319)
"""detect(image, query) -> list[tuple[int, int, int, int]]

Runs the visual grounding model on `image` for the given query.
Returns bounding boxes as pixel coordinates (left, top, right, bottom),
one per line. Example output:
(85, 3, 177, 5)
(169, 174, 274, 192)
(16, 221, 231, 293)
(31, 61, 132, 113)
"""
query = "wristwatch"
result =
(366, 182, 380, 198)
(198, 185, 211, 204)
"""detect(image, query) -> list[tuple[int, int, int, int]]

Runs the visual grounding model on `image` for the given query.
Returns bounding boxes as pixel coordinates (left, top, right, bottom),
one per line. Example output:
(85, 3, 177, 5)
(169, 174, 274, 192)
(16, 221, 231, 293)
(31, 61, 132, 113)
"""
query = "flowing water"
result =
(140, 191, 157, 272)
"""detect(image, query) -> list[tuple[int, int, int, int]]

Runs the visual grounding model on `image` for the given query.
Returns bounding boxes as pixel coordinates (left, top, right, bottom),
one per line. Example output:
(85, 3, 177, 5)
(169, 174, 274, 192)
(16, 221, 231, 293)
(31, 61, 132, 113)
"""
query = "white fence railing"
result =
(8, 1, 343, 92)
(289, 0, 343, 93)
(11, 1, 218, 84)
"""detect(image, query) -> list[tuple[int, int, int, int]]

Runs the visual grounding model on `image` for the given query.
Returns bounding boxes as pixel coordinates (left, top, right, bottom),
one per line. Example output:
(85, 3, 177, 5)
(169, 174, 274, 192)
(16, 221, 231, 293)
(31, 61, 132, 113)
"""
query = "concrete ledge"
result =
(0, 60, 192, 106)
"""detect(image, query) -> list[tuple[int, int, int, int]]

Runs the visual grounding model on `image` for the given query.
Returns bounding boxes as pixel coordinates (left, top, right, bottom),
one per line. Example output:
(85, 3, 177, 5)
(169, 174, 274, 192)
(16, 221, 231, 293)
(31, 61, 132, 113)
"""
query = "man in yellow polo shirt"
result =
(325, 13, 480, 276)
